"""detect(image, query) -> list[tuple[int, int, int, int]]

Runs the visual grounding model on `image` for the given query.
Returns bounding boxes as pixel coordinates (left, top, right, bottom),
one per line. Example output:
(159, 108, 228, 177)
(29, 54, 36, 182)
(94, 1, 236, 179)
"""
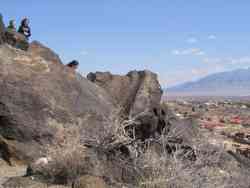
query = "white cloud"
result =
(203, 57, 222, 64)
(208, 35, 216, 40)
(203, 56, 250, 65)
(230, 57, 250, 65)
(172, 50, 181, 55)
(187, 37, 198, 44)
(172, 48, 205, 56)
(80, 50, 89, 56)
(191, 68, 204, 75)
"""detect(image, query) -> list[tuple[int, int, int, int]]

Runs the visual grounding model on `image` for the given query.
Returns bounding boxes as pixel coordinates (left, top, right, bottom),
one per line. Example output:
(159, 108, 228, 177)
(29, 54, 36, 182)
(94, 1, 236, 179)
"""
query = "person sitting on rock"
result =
(5, 20, 18, 47)
(7, 20, 16, 31)
(18, 18, 31, 39)
(67, 60, 79, 71)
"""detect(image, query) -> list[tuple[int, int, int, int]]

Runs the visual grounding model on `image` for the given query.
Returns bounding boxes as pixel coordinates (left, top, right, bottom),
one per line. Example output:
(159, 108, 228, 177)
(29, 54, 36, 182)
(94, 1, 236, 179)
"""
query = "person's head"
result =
(21, 18, 29, 27)
(9, 20, 16, 27)
(67, 60, 79, 70)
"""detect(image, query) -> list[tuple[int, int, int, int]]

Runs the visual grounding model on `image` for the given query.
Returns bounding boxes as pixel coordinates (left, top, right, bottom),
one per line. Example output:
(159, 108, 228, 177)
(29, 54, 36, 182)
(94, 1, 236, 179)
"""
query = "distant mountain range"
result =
(167, 68, 250, 96)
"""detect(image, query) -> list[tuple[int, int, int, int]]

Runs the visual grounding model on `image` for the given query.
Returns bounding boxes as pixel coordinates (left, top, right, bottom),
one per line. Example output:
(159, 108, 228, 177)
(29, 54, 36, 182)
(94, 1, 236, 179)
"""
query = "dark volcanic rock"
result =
(0, 41, 168, 187)
(29, 41, 63, 64)
(0, 41, 166, 186)
(87, 71, 165, 139)
(0, 44, 114, 163)
(87, 70, 163, 116)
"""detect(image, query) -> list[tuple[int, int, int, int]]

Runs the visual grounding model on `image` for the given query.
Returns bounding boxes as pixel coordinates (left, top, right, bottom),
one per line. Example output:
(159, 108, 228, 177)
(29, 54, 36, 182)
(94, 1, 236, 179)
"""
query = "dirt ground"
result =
(0, 160, 27, 187)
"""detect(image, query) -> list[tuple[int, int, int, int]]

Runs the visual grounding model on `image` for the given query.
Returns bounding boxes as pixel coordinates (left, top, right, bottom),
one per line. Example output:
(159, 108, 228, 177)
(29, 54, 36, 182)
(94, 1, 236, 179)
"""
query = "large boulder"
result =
(28, 41, 63, 65)
(0, 42, 165, 187)
(0, 43, 115, 164)
(87, 71, 163, 116)
(87, 71, 165, 139)
(0, 14, 6, 44)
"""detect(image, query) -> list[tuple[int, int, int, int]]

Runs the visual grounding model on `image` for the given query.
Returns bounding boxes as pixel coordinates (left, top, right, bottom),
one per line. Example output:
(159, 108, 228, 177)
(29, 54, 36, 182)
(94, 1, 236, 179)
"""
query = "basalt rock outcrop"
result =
(0, 40, 168, 186)
(87, 71, 166, 139)
(87, 71, 162, 116)
(0, 43, 115, 164)
(28, 41, 63, 65)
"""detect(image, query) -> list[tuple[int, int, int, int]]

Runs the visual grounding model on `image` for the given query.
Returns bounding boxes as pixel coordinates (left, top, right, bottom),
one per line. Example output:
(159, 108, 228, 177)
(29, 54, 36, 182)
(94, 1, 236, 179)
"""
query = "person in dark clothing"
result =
(7, 20, 16, 31)
(67, 60, 79, 70)
(18, 18, 31, 39)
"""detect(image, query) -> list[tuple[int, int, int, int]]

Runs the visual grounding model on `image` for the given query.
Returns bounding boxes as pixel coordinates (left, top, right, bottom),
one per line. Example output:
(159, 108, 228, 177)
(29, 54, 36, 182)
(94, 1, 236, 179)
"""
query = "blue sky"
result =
(1, 0, 250, 87)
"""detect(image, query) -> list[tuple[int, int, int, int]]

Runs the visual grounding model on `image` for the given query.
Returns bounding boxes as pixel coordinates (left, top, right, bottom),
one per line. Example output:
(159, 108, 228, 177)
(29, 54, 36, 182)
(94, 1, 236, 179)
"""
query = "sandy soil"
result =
(0, 160, 27, 187)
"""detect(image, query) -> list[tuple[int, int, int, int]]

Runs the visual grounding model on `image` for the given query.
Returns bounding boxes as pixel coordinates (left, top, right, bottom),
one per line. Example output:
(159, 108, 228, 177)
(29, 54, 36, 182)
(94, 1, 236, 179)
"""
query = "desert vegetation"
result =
(37, 126, 87, 185)
(28, 107, 250, 188)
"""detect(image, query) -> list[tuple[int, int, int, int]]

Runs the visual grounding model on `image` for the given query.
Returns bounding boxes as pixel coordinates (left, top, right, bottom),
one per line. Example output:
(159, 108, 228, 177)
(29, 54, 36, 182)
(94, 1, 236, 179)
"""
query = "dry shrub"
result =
(34, 107, 250, 188)
(136, 132, 250, 188)
(40, 126, 87, 185)
(136, 141, 193, 188)
(82, 107, 136, 151)
(39, 108, 136, 185)
(102, 107, 131, 146)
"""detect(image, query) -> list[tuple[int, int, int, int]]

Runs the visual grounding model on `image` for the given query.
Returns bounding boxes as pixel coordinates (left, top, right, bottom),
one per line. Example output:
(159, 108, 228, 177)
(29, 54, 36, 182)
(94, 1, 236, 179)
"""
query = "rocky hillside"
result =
(0, 15, 250, 188)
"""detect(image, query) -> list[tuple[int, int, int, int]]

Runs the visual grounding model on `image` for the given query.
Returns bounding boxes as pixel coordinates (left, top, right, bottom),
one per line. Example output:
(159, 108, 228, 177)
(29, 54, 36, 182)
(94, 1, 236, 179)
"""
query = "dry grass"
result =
(39, 126, 87, 185)
(135, 138, 193, 188)
(31, 107, 250, 188)
(38, 107, 135, 186)
(82, 107, 136, 152)
(135, 130, 250, 188)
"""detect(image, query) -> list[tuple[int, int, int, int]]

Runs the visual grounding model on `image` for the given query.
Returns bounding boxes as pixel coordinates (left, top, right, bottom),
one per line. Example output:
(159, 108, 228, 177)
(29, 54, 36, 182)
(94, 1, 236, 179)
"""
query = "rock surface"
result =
(87, 71, 165, 139)
(28, 41, 63, 65)
(0, 44, 114, 163)
(0, 42, 165, 186)
(87, 71, 162, 116)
